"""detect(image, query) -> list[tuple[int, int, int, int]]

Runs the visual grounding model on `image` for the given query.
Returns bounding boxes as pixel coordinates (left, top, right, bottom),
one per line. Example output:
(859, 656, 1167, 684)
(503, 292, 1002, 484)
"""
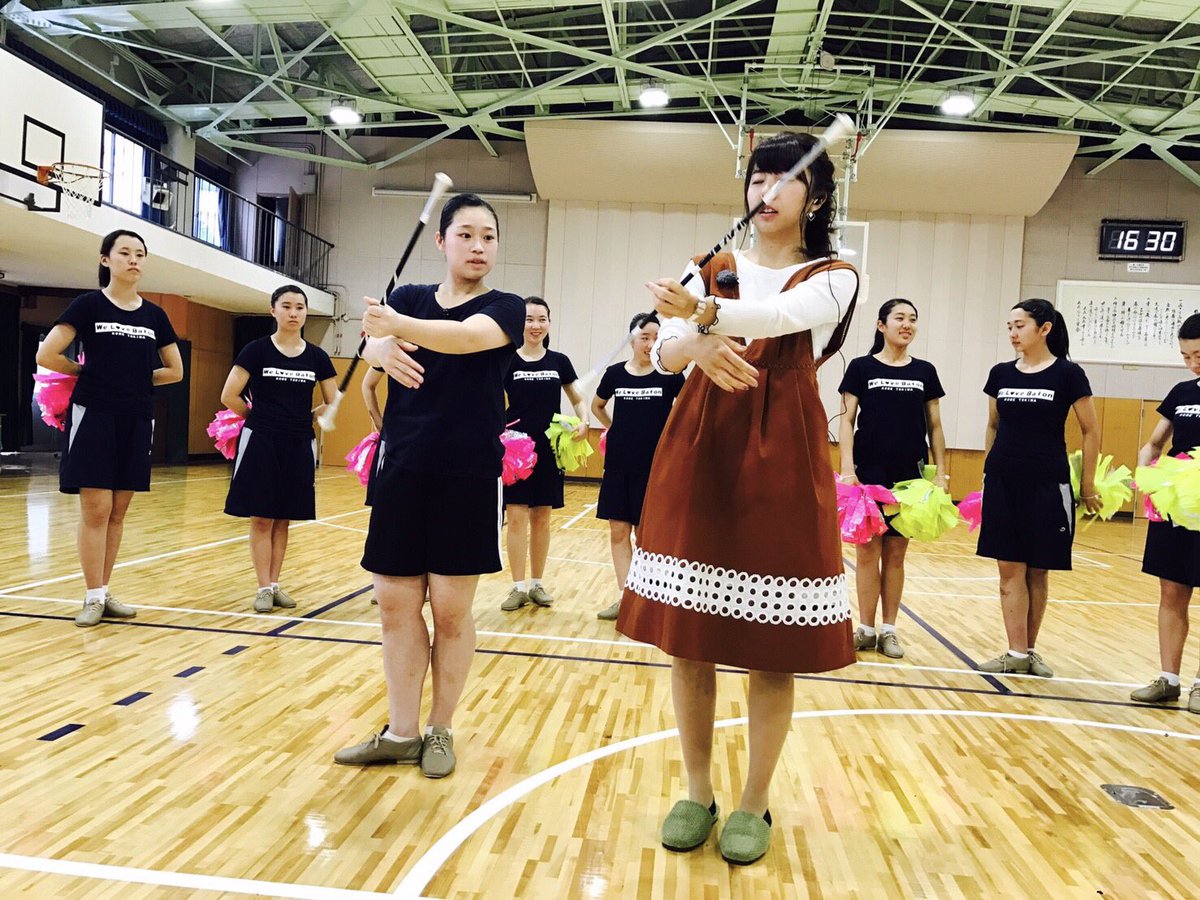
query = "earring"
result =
(806, 210, 816, 221)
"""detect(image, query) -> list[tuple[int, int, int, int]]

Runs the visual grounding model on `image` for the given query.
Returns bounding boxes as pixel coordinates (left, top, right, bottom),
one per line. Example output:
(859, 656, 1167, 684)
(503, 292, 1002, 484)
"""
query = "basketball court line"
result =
(0, 506, 371, 595)
(393, 708, 1200, 897)
(0, 592, 1149, 689)
(559, 503, 598, 529)
(0, 470, 349, 499)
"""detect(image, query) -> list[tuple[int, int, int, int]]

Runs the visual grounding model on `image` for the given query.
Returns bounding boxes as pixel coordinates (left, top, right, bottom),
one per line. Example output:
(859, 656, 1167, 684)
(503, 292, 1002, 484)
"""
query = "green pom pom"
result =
(883, 466, 961, 542)
(1069, 450, 1134, 522)
(1135, 448, 1200, 531)
(545, 414, 595, 473)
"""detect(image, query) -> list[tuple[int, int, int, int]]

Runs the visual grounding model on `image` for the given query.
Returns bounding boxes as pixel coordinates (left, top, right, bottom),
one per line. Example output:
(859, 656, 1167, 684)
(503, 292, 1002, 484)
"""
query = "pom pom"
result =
(1068, 450, 1135, 522)
(344, 431, 380, 487)
(545, 414, 595, 473)
(500, 428, 537, 485)
(1135, 449, 1200, 531)
(32, 372, 77, 431)
(835, 478, 897, 544)
(599, 429, 608, 456)
(206, 409, 246, 460)
(958, 490, 983, 533)
(883, 465, 962, 542)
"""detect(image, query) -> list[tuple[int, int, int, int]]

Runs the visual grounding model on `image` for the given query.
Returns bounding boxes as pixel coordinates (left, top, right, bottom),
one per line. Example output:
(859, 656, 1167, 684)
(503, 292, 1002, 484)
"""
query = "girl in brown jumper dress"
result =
(617, 132, 858, 864)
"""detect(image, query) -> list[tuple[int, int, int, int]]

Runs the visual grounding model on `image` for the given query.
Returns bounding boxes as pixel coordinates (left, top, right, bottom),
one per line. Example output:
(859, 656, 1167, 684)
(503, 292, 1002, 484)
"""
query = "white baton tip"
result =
(433, 172, 454, 191)
(823, 113, 855, 145)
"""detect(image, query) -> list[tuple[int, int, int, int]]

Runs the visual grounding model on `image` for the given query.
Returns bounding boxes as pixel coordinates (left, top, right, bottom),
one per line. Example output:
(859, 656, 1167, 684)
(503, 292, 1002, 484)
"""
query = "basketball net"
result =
(37, 163, 108, 220)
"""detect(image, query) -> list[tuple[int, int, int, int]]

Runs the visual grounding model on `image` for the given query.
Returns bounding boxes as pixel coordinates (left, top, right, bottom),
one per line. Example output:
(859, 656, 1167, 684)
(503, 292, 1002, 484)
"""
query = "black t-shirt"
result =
(984, 358, 1092, 481)
(596, 364, 685, 473)
(1158, 378, 1200, 456)
(380, 284, 525, 478)
(233, 337, 336, 437)
(56, 290, 178, 418)
(504, 349, 579, 447)
(838, 355, 945, 470)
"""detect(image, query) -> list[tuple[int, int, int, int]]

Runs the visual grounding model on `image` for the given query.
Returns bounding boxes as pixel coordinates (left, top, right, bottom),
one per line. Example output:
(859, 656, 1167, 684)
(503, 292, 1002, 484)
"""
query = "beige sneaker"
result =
(75, 596, 105, 627)
(1189, 685, 1200, 714)
(1130, 677, 1181, 704)
(597, 600, 621, 621)
(253, 587, 275, 613)
(977, 652, 1031, 674)
(334, 727, 423, 766)
(272, 586, 297, 609)
(102, 593, 137, 619)
(1027, 650, 1054, 678)
(501, 587, 529, 611)
(853, 626, 876, 651)
(421, 726, 456, 778)
(877, 632, 905, 659)
(527, 584, 554, 607)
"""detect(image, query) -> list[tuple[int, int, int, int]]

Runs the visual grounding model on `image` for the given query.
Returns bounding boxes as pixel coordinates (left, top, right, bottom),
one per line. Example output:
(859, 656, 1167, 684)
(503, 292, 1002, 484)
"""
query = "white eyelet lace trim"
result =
(626, 549, 850, 626)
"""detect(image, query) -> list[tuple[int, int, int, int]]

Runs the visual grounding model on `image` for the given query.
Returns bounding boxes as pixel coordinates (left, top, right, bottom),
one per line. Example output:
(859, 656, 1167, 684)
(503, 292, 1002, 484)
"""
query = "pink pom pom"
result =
(958, 490, 983, 533)
(835, 478, 897, 544)
(501, 428, 537, 486)
(206, 409, 246, 460)
(32, 372, 78, 431)
(599, 429, 608, 456)
(344, 432, 380, 487)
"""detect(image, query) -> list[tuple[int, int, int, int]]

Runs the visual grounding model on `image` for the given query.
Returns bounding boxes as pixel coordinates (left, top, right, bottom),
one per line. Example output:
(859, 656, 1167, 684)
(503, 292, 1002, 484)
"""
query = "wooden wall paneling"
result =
(319, 358, 381, 465)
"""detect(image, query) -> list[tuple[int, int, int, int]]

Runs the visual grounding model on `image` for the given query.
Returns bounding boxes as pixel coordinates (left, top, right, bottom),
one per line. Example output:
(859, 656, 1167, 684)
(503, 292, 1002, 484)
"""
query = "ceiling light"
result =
(328, 98, 361, 126)
(638, 83, 670, 109)
(939, 92, 976, 117)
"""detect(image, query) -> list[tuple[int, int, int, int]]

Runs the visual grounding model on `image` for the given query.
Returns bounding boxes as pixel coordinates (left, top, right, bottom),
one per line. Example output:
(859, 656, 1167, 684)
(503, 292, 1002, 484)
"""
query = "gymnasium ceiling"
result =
(4, 0, 1200, 184)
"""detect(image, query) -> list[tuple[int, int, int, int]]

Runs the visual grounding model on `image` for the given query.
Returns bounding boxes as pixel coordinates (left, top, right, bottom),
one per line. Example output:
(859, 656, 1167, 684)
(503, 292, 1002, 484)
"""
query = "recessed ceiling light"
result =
(638, 83, 670, 109)
(329, 99, 361, 125)
(939, 92, 976, 116)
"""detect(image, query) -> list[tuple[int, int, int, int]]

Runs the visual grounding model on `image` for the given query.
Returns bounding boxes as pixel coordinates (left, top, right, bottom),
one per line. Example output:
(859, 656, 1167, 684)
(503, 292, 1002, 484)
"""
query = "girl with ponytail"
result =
(838, 299, 947, 659)
(976, 299, 1100, 677)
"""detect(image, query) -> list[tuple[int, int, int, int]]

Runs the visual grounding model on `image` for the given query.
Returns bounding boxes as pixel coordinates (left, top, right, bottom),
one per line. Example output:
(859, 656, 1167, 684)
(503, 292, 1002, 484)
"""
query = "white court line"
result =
(0, 471, 347, 499)
(904, 575, 998, 582)
(0, 851, 392, 899)
(393, 708, 1200, 897)
(0, 506, 370, 595)
(0, 592, 1154, 688)
(906, 547, 1110, 569)
(559, 503, 597, 530)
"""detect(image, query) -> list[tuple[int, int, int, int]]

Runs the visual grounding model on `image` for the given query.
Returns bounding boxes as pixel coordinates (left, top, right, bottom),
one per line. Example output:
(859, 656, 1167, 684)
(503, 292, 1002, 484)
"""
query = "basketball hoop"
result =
(36, 163, 108, 219)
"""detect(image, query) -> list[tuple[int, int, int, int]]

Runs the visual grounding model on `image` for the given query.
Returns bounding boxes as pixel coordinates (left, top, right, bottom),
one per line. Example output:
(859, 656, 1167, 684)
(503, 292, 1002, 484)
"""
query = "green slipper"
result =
(661, 799, 719, 851)
(719, 809, 772, 865)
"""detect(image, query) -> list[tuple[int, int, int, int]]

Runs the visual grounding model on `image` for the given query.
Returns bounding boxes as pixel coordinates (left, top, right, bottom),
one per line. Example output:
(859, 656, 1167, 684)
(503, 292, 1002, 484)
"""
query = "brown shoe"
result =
(853, 626, 877, 651)
(420, 726, 456, 778)
(877, 632, 904, 659)
(977, 652, 1030, 674)
(1188, 685, 1200, 714)
(334, 727, 422, 766)
(1130, 677, 1181, 704)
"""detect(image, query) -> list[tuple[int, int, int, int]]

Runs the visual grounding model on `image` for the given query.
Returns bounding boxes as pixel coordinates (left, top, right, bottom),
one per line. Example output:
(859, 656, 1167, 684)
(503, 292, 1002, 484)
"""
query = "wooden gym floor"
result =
(1, 462, 1198, 899)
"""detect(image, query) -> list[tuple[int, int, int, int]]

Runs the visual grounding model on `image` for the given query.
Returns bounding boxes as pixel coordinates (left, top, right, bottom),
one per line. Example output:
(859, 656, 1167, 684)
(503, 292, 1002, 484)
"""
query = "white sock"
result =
(1007, 650, 1029, 659)
(383, 729, 416, 743)
(1162, 671, 1181, 686)
(85, 587, 105, 604)
(858, 625, 876, 636)
(101, 584, 109, 596)
(271, 582, 279, 590)
(1192, 678, 1200, 689)
(513, 580, 525, 592)
(530, 578, 543, 588)
(425, 725, 452, 736)
(880, 624, 897, 635)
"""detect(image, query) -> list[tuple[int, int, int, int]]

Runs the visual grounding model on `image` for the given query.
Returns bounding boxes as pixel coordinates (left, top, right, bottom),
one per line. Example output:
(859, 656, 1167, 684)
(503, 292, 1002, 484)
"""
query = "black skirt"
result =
(224, 426, 317, 520)
(59, 403, 153, 494)
(1143, 519, 1200, 587)
(596, 468, 651, 526)
(503, 436, 564, 509)
(976, 471, 1076, 570)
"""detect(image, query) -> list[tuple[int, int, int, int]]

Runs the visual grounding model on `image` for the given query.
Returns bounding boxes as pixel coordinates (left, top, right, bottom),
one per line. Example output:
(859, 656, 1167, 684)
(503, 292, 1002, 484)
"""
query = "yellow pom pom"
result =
(545, 414, 595, 473)
(1135, 449, 1200, 531)
(883, 465, 962, 542)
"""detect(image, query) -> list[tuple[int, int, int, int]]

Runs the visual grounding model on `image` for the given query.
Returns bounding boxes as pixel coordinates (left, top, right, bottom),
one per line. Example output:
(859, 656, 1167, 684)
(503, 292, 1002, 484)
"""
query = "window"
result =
(194, 177, 225, 249)
(101, 128, 146, 214)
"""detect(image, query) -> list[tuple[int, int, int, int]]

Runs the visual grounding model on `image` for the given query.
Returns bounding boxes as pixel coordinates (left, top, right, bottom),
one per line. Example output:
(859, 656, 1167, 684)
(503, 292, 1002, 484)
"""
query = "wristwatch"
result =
(688, 295, 710, 324)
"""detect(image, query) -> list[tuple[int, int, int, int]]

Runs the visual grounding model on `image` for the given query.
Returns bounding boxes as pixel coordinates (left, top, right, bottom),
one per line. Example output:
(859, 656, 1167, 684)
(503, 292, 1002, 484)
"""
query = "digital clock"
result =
(1099, 219, 1186, 262)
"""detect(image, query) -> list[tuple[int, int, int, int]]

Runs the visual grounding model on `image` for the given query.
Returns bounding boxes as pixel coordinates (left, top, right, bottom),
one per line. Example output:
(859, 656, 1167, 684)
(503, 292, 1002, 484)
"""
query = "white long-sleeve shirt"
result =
(651, 252, 858, 374)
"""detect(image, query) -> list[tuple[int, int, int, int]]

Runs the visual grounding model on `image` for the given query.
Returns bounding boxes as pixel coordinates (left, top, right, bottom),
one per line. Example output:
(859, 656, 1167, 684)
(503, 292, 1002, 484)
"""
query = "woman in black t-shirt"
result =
(591, 313, 685, 621)
(499, 297, 589, 613)
(976, 299, 1101, 678)
(220, 285, 338, 613)
(1131, 314, 1200, 711)
(36, 229, 183, 628)
(838, 299, 947, 660)
(334, 193, 525, 777)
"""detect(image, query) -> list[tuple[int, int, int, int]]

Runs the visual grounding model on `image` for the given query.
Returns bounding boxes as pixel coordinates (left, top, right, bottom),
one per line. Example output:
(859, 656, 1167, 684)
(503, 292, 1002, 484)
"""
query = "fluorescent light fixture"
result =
(939, 92, 976, 116)
(372, 187, 538, 204)
(638, 83, 670, 109)
(328, 98, 361, 126)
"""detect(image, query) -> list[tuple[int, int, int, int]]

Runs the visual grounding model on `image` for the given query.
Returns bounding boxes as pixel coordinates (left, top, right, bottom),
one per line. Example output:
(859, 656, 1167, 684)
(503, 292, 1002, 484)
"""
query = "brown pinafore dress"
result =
(616, 252, 858, 674)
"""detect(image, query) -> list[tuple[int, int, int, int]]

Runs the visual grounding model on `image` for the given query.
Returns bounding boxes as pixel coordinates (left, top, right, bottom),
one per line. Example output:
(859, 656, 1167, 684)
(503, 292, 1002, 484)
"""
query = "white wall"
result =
(1021, 158, 1200, 402)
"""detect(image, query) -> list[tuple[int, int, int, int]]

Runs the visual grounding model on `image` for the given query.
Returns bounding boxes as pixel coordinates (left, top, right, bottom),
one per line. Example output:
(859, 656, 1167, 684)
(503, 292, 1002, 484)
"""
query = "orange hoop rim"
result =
(36, 162, 109, 186)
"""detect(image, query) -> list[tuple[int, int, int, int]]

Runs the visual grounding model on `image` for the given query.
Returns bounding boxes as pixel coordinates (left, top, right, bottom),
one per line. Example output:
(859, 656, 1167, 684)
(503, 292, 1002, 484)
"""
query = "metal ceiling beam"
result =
(1150, 144, 1200, 190)
(973, 0, 1081, 118)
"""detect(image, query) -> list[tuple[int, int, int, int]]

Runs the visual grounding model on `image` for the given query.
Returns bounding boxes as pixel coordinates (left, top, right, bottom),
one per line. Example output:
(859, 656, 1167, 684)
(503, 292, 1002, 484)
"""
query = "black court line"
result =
(113, 691, 151, 706)
(223, 645, 249, 655)
(174, 666, 204, 678)
(266, 584, 374, 636)
(38, 723, 84, 741)
(0, 609, 1185, 719)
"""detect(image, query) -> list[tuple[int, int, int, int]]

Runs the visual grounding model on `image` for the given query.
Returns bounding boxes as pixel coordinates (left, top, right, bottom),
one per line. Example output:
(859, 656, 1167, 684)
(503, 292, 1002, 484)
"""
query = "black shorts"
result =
(855, 459, 926, 539)
(596, 469, 650, 526)
(976, 471, 1075, 570)
(503, 441, 564, 509)
(362, 464, 503, 577)
(1143, 520, 1200, 588)
(224, 426, 317, 520)
(59, 403, 153, 494)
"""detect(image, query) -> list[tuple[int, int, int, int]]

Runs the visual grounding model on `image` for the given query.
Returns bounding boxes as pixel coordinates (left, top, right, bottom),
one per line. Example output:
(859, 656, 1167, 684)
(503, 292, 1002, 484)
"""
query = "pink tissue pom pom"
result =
(206, 409, 246, 460)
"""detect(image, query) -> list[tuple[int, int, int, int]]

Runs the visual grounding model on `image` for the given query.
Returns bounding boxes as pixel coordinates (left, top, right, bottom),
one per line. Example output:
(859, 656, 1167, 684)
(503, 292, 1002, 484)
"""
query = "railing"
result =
(101, 131, 333, 289)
